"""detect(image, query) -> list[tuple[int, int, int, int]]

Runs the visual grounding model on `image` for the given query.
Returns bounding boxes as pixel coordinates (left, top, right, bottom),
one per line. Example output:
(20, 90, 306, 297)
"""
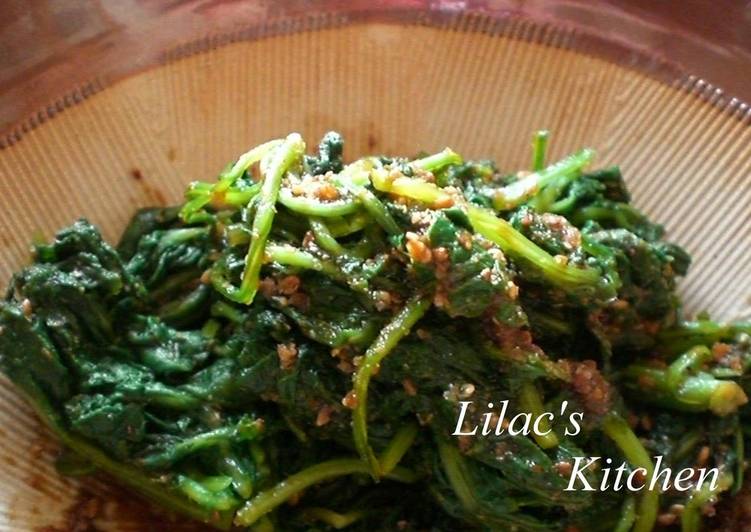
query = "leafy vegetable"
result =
(0, 131, 747, 531)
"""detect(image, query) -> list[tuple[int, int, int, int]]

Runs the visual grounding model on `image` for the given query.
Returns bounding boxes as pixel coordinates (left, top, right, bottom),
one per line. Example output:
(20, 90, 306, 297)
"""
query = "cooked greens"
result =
(1, 131, 749, 531)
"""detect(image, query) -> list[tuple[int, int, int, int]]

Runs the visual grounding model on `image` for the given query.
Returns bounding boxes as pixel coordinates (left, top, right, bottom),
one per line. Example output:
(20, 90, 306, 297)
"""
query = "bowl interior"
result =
(0, 15, 750, 530)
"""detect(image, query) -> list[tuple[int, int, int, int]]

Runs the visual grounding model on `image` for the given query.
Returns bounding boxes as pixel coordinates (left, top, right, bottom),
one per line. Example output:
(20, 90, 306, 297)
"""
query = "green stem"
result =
(666, 346, 712, 389)
(264, 243, 374, 299)
(526, 309, 574, 336)
(148, 269, 201, 301)
(437, 440, 481, 513)
(671, 429, 703, 464)
(353, 296, 431, 476)
(10, 375, 233, 528)
(532, 130, 550, 172)
(185, 181, 213, 199)
(222, 183, 261, 207)
(278, 305, 379, 348)
(180, 139, 282, 222)
(355, 188, 401, 235)
(215, 133, 305, 304)
(681, 473, 732, 532)
(233, 459, 416, 526)
(624, 361, 748, 416)
(613, 496, 636, 532)
(220, 139, 285, 192)
(211, 301, 245, 324)
(658, 320, 751, 356)
(326, 213, 370, 237)
(601, 413, 658, 532)
(219, 453, 254, 499)
(302, 507, 364, 529)
(411, 148, 463, 172)
(309, 218, 348, 257)
(264, 244, 348, 284)
(518, 382, 559, 449)
(733, 427, 744, 495)
(158, 284, 211, 326)
(265, 244, 326, 271)
(176, 475, 239, 511)
(155, 227, 210, 251)
(371, 168, 454, 206)
(467, 206, 612, 298)
(142, 417, 263, 469)
(378, 424, 419, 476)
(492, 148, 594, 211)
(278, 188, 360, 217)
(66, 435, 233, 527)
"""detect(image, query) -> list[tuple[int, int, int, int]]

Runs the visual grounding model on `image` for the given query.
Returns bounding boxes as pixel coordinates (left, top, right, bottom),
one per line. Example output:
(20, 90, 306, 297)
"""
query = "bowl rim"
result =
(2, 1, 750, 150)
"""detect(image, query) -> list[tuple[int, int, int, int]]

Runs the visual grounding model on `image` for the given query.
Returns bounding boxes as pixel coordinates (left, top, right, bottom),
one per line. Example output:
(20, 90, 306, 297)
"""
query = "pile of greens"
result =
(1, 131, 749, 531)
